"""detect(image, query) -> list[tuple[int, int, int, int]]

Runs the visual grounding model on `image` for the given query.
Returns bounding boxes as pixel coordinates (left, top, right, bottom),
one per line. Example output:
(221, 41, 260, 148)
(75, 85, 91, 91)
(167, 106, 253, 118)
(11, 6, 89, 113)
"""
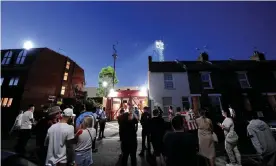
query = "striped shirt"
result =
(183, 110, 198, 131)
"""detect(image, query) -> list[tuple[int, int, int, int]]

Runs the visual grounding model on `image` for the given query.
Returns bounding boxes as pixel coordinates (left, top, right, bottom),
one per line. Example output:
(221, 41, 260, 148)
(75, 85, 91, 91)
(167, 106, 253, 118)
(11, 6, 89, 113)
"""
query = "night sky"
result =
(2, 1, 276, 87)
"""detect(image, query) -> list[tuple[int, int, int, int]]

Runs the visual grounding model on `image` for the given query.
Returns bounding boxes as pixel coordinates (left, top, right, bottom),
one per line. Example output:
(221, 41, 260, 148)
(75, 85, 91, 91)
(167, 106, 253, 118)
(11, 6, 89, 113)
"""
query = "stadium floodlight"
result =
(155, 40, 164, 50)
(23, 41, 34, 50)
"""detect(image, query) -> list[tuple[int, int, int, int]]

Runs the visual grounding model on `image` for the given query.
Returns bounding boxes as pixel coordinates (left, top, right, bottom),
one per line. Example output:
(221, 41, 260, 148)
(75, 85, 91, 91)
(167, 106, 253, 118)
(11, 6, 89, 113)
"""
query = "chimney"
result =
(148, 56, 152, 71)
(250, 51, 266, 61)
(197, 52, 209, 61)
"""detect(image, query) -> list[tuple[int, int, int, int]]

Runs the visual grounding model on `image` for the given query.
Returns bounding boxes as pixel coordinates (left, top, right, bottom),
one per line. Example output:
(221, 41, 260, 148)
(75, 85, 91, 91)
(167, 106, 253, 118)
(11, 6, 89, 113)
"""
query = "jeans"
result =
(15, 129, 31, 154)
(225, 141, 241, 165)
(75, 150, 93, 166)
(141, 129, 151, 153)
(121, 141, 137, 166)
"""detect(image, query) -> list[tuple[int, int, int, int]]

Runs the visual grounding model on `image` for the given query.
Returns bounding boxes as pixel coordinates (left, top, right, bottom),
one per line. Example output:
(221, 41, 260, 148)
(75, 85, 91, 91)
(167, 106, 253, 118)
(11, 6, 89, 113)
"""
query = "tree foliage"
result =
(96, 66, 118, 97)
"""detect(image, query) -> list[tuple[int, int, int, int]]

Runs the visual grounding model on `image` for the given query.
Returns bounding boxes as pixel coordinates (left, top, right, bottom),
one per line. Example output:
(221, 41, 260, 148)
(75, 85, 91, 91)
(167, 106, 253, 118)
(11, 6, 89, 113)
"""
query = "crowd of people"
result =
(9, 103, 276, 166)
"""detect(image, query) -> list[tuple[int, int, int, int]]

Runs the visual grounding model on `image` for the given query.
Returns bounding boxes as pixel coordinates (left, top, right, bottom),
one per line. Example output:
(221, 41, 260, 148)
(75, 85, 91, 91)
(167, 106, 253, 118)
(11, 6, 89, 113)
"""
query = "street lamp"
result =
(102, 81, 108, 87)
(23, 41, 34, 50)
(112, 44, 118, 88)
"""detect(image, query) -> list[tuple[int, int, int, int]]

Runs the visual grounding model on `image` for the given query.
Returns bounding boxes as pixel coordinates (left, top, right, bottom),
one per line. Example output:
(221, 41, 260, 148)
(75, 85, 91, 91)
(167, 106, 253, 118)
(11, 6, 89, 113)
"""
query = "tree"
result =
(96, 66, 119, 97)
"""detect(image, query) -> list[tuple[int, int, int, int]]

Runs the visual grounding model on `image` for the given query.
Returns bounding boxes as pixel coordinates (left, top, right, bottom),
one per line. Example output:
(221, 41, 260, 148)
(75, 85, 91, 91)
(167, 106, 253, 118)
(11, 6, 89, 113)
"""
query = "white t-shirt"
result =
(222, 117, 234, 136)
(75, 128, 96, 152)
(20, 110, 34, 129)
(45, 123, 75, 165)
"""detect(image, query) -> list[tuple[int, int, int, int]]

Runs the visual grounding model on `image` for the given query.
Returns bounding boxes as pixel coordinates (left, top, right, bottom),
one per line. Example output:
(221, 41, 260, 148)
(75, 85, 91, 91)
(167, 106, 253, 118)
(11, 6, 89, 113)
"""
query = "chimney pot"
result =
(250, 51, 266, 61)
(197, 52, 209, 61)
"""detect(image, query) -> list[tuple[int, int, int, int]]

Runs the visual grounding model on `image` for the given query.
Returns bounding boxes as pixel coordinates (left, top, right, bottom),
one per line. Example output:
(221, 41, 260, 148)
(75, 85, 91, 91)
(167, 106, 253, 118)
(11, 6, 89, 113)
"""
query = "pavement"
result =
(1, 121, 261, 166)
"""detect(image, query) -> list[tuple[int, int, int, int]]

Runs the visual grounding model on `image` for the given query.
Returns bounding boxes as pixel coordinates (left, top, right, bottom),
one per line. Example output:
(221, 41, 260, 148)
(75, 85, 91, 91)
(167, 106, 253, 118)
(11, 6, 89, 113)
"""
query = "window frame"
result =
(182, 96, 190, 110)
(236, 71, 251, 89)
(66, 61, 71, 70)
(63, 72, 69, 81)
(61, 86, 66, 95)
(9, 77, 19, 86)
(1, 51, 13, 65)
(208, 94, 222, 110)
(164, 73, 174, 89)
(16, 50, 27, 64)
(162, 97, 172, 116)
(1, 98, 13, 107)
(200, 72, 213, 89)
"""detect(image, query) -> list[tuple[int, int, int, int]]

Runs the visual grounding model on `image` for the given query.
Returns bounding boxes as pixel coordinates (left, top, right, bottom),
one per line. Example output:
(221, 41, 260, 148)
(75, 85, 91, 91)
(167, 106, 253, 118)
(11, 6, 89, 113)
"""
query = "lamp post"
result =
(112, 44, 118, 88)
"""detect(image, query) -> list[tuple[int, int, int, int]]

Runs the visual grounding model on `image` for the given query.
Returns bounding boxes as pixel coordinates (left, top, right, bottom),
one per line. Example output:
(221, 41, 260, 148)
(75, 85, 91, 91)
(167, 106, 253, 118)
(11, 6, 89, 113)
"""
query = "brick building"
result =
(1, 47, 85, 135)
(148, 51, 276, 122)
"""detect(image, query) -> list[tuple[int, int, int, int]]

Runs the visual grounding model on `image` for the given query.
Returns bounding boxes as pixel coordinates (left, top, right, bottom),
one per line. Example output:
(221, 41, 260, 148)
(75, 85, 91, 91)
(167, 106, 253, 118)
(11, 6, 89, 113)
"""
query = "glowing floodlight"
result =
(102, 81, 108, 87)
(23, 41, 34, 50)
(155, 40, 164, 50)
(139, 86, 147, 96)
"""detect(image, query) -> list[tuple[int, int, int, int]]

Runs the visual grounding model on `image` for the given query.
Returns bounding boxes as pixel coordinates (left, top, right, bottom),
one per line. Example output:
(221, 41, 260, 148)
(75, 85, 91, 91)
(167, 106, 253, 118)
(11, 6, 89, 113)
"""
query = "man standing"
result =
(121, 111, 139, 166)
(45, 108, 75, 166)
(139, 106, 151, 157)
(163, 116, 197, 166)
(98, 107, 107, 139)
(183, 108, 198, 134)
(247, 112, 276, 166)
(15, 104, 35, 154)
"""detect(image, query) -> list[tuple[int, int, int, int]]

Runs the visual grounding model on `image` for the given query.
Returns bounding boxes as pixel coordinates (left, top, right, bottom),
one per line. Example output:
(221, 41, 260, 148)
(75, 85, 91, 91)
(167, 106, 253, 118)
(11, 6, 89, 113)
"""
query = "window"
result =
(208, 95, 222, 110)
(9, 77, 19, 86)
(1, 51, 13, 65)
(182, 97, 190, 110)
(243, 96, 252, 111)
(1, 78, 3, 86)
(63, 72, 68, 81)
(164, 73, 174, 89)
(61, 86, 66, 95)
(237, 72, 250, 88)
(201, 72, 213, 89)
(162, 97, 172, 116)
(1, 98, 13, 107)
(66, 61, 71, 70)
(16, 50, 27, 64)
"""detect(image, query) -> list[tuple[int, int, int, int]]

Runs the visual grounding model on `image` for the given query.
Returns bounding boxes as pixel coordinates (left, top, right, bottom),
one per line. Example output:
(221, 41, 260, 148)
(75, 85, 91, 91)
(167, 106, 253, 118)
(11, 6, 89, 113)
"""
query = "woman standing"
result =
(217, 109, 242, 166)
(196, 109, 216, 166)
(75, 116, 96, 166)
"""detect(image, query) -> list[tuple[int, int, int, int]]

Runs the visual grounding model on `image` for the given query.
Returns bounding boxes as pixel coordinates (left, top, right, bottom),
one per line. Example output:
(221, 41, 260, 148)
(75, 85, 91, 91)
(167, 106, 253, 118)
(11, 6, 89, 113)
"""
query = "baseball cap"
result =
(63, 108, 76, 117)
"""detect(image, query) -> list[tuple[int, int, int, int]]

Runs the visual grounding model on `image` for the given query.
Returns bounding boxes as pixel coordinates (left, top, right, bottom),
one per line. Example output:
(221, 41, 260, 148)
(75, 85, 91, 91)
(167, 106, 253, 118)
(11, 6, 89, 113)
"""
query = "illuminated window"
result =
(61, 86, 66, 95)
(66, 61, 70, 70)
(1, 98, 13, 107)
(9, 77, 19, 86)
(237, 72, 251, 88)
(16, 50, 27, 64)
(1, 51, 13, 65)
(201, 72, 213, 89)
(63, 72, 68, 81)
(1, 78, 3, 86)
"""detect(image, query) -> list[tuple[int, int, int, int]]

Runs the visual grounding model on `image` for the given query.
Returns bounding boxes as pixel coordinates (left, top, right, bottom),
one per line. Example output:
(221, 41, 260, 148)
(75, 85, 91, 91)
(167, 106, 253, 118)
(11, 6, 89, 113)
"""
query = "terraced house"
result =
(1, 48, 85, 136)
(148, 51, 276, 122)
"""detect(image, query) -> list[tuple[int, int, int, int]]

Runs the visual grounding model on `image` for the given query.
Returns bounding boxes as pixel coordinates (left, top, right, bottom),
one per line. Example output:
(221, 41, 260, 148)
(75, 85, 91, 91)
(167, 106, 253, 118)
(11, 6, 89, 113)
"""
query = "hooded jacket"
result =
(247, 119, 276, 156)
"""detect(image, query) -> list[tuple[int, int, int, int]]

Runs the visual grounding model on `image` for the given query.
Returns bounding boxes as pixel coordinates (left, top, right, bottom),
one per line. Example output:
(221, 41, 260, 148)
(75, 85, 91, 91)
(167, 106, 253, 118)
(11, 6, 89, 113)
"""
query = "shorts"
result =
(75, 149, 93, 166)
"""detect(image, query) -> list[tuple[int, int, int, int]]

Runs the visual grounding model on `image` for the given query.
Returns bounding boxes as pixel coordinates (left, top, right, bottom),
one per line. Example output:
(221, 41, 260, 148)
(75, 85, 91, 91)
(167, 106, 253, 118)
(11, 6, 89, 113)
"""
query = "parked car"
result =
(1, 150, 38, 166)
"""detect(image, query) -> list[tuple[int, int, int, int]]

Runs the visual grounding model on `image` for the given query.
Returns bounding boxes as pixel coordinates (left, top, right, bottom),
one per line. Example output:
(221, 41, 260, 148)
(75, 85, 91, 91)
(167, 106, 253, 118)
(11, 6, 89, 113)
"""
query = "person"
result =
(133, 107, 140, 120)
(175, 107, 182, 116)
(98, 107, 107, 139)
(168, 106, 174, 121)
(45, 108, 75, 166)
(9, 110, 24, 136)
(157, 106, 163, 118)
(150, 109, 166, 164)
(163, 115, 197, 166)
(118, 109, 125, 142)
(196, 109, 216, 166)
(120, 111, 139, 166)
(218, 109, 242, 166)
(75, 116, 96, 166)
(247, 112, 276, 166)
(139, 106, 151, 157)
(75, 104, 98, 153)
(15, 104, 35, 154)
(35, 106, 62, 165)
(183, 108, 198, 133)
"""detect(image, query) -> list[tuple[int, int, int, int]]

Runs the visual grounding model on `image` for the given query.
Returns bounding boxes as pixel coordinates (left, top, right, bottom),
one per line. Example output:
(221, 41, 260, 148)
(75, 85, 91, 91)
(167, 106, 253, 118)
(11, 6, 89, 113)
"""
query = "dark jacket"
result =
(140, 112, 151, 130)
(121, 113, 138, 143)
(150, 116, 165, 142)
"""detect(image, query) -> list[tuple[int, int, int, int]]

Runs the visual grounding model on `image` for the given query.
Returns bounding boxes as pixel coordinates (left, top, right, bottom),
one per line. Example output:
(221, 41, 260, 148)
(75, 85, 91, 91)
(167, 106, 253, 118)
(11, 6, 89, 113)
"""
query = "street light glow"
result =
(155, 40, 164, 50)
(102, 81, 108, 87)
(23, 41, 34, 50)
